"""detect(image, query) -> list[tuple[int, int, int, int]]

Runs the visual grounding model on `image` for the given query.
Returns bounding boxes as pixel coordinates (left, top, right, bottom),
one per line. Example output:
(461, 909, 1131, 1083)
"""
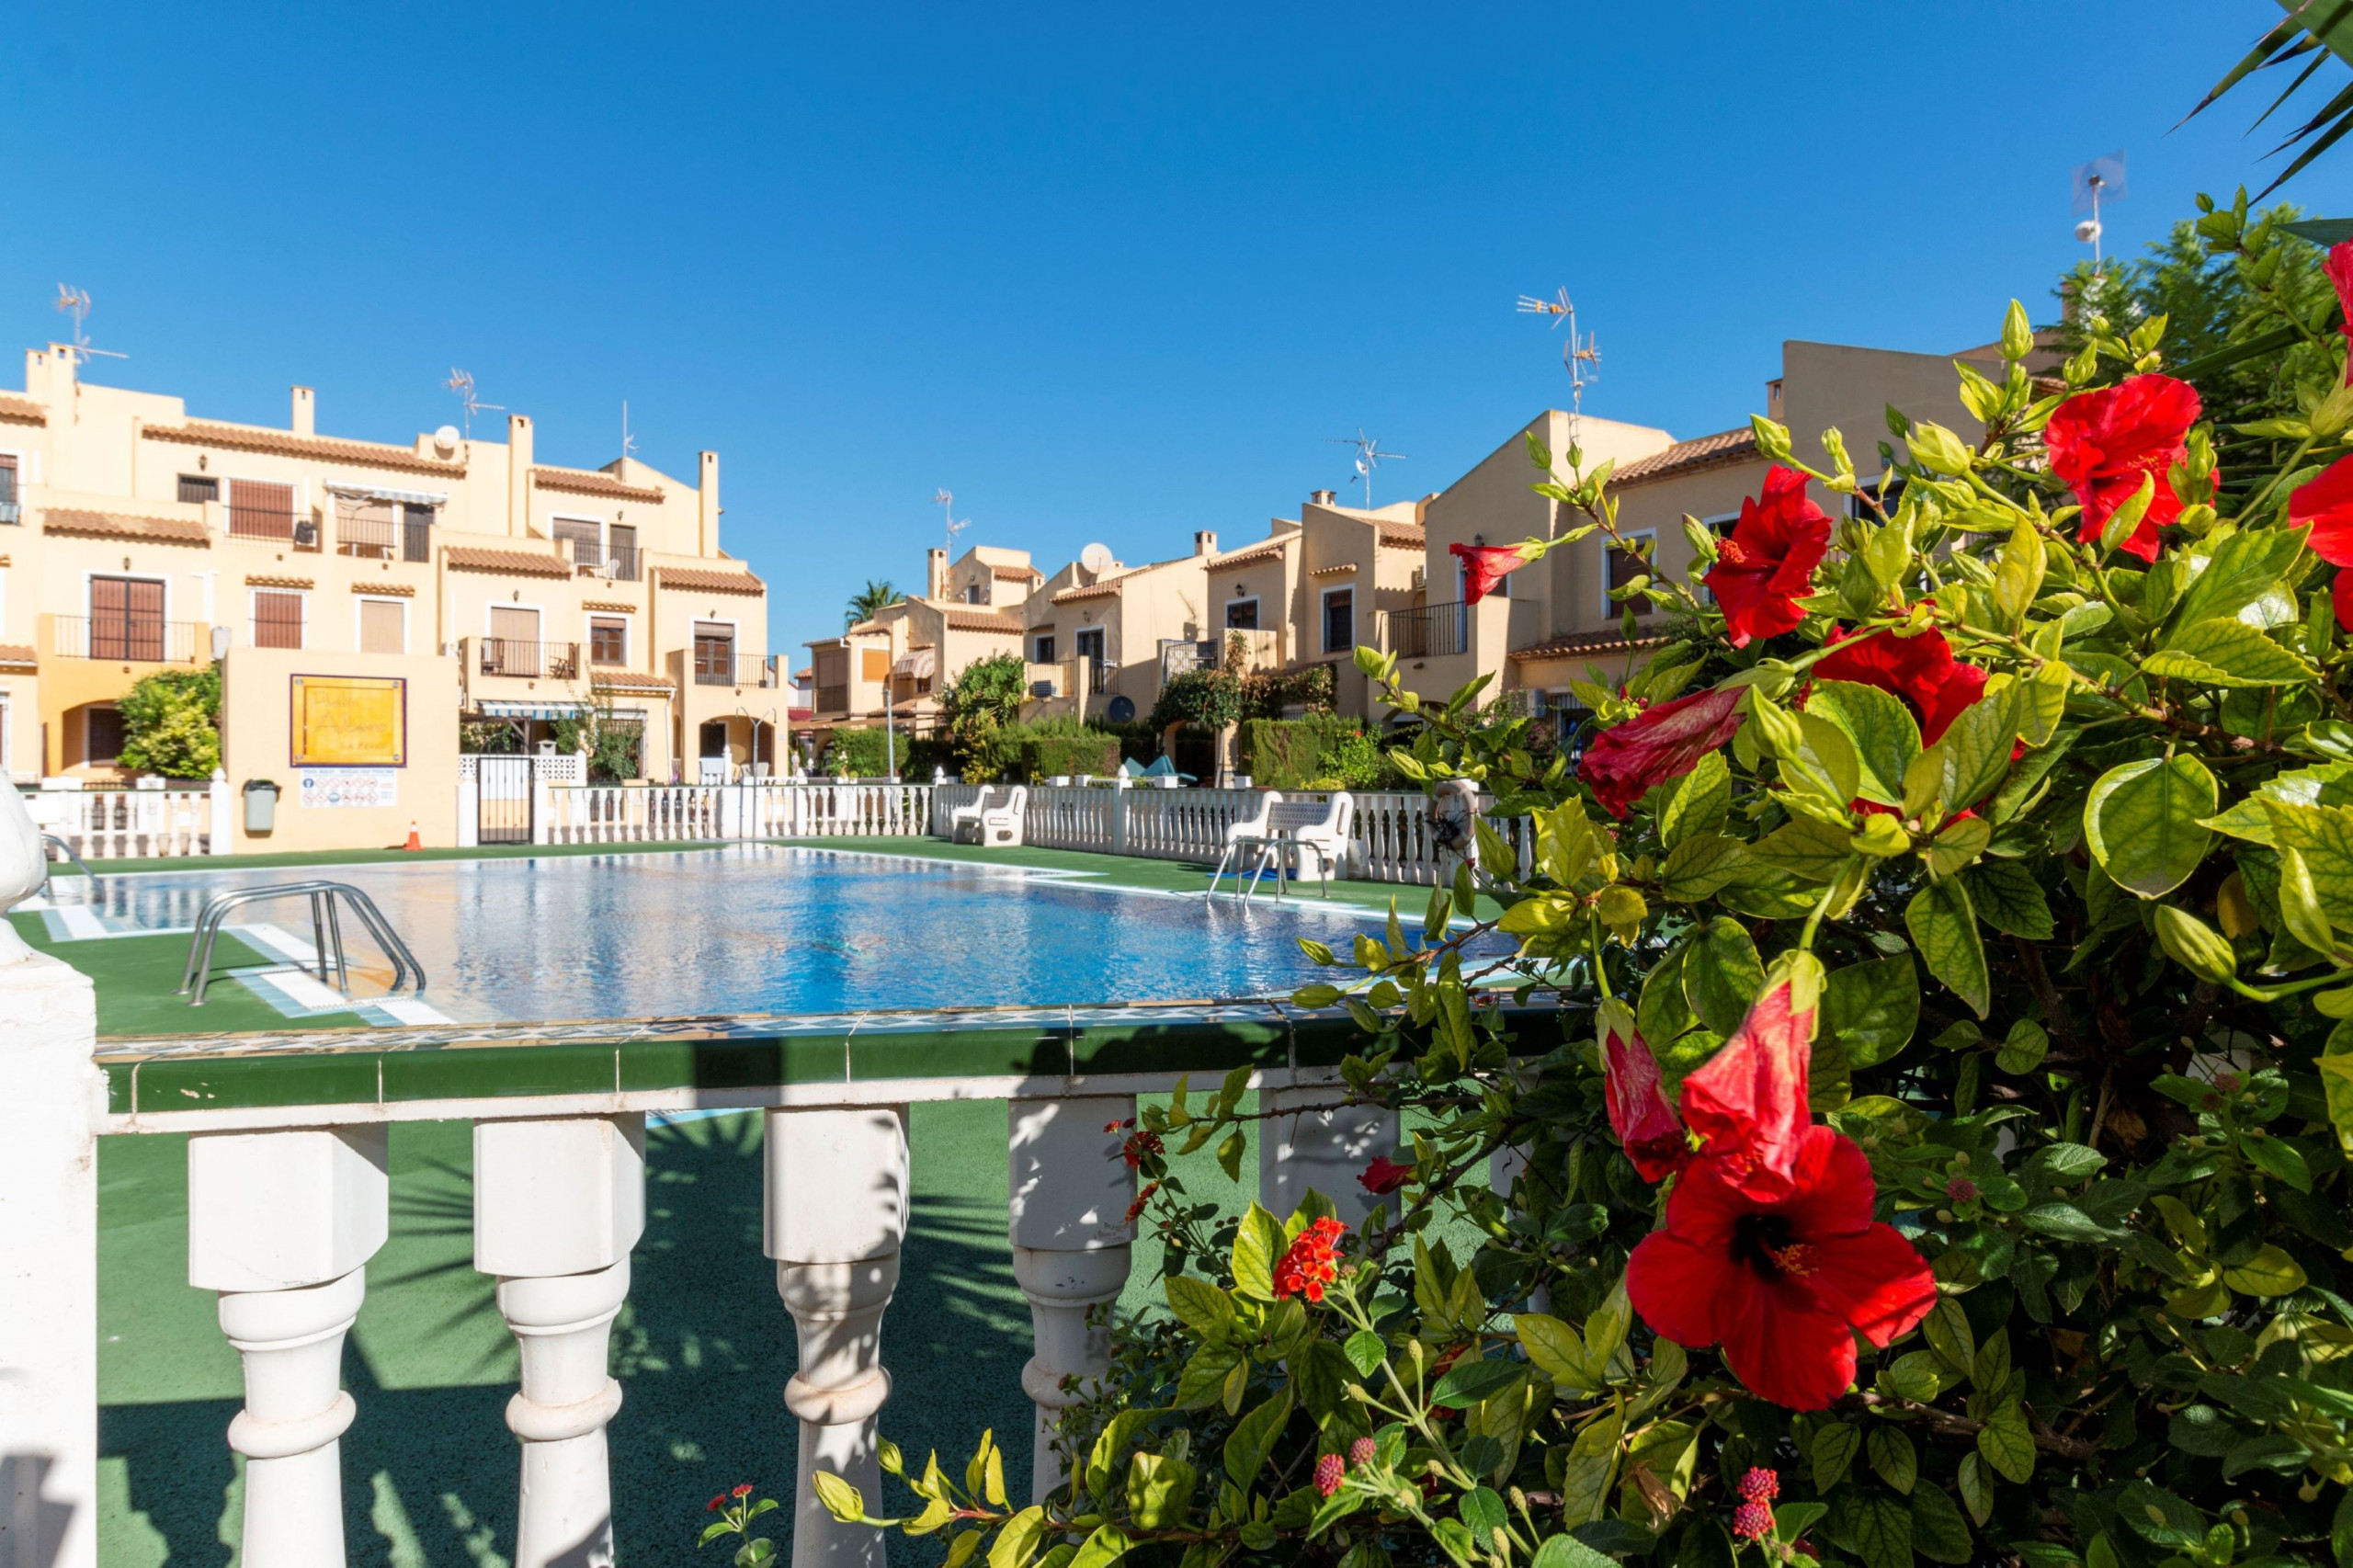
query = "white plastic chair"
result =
(950, 785, 1028, 846)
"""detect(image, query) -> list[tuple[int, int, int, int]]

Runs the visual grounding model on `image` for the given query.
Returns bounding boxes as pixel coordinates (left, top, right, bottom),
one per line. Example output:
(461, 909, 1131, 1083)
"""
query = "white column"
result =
(0, 949, 101, 1568)
(720, 782, 746, 841)
(1007, 1097, 1134, 1504)
(766, 1107, 909, 1568)
(1258, 1075, 1400, 1227)
(188, 1126, 391, 1568)
(475, 1115, 646, 1568)
(457, 774, 480, 848)
(207, 767, 234, 856)
(530, 767, 552, 846)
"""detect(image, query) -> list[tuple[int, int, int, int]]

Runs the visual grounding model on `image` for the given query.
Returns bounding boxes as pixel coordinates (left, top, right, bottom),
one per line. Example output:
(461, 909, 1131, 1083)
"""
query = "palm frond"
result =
(2183, 0, 2353, 194)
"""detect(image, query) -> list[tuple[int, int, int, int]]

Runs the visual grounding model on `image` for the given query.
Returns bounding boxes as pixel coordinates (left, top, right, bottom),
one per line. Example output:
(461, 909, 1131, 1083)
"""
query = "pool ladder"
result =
(40, 834, 98, 892)
(178, 881, 428, 1007)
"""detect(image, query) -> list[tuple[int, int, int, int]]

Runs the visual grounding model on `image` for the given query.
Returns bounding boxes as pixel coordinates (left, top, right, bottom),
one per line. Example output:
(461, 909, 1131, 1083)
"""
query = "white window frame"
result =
(585, 609, 635, 666)
(1600, 529, 1658, 616)
(550, 511, 606, 565)
(1223, 596, 1260, 631)
(0, 447, 26, 523)
(249, 585, 309, 651)
(1694, 511, 1738, 603)
(1320, 585, 1356, 654)
(1073, 626, 1107, 665)
(355, 594, 410, 655)
(82, 570, 173, 657)
(694, 616, 742, 683)
(1032, 631, 1056, 664)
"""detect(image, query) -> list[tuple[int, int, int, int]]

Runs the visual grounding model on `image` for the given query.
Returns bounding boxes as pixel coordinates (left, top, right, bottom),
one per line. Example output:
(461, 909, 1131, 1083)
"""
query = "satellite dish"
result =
(432, 425, 462, 456)
(1080, 542, 1116, 575)
(1107, 695, 1136, 723)
(2075, 219, 2102, 244)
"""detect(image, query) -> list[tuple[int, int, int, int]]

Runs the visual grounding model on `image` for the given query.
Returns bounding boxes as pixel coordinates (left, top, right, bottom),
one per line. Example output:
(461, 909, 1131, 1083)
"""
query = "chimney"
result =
(506, 414, 533, 538)
(698, 451, 720, 556)
(1310, 489, 1335, 506)
(1194, 530, 1218, 557)
(926, 547, 949, 599)
(290, 386, 314, 436)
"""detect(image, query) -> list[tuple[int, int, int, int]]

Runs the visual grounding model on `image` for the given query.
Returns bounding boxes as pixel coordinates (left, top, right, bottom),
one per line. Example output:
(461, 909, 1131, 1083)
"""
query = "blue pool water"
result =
(51, 846, 1423, 1024)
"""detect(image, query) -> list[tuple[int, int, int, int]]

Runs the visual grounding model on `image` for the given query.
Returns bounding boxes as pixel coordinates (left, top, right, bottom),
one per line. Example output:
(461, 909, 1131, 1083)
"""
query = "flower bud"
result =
(2154, 905, 2236, 983)
(1907, 420, 1972, 477)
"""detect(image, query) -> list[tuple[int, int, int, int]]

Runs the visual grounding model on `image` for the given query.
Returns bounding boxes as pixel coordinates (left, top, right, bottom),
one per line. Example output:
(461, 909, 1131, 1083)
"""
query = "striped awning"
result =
(476, 700, 584, 721)
(891, 646, 938, 679)
(324, 483, 450, 506)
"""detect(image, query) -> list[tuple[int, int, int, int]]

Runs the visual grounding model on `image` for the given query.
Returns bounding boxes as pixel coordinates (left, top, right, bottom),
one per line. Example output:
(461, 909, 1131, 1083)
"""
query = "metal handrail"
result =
(40, 834, 98, 891)
(178, 881, 427, 1006)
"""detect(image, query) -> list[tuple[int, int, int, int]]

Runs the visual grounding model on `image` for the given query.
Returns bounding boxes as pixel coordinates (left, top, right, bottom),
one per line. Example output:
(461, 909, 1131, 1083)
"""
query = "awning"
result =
(325, 483, 450, 506)
(476, 700, 585, 721)
(891, 647, 938, 679)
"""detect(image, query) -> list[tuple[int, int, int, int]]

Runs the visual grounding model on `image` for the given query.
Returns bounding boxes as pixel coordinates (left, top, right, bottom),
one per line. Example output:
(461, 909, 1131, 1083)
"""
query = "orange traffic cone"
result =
(404, 821, 422, 852)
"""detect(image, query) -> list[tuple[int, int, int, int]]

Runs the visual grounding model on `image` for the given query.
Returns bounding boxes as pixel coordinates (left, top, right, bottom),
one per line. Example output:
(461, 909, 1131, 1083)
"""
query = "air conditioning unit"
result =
(1030, 679, 1057, 698)
(1409, 566, 1426, 590)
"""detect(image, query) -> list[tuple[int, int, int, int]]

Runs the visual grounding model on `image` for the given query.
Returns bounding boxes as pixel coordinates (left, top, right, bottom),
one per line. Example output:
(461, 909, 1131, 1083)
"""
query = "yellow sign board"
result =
(290, 676, 406, 767)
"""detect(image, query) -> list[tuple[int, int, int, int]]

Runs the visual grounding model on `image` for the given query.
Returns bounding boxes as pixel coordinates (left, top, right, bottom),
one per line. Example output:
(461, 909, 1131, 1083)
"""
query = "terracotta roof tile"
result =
(245, 574, 314, 589)
(989, 563, 1041, 580)
(1210, 540, 1290, 569)
(942, 608, 1025, 633)
(1051, 580, 1123, 603)
(444, 546, 572, 578)
(580, 597, 636, 612)
(1309, 562, 1358, 577)
(43, 508, 210, 545)
(1378, 521, 1426, 550)
(143, 420, 464, 477)
(354, 581, 416, 596)
(0, 395, 44, 426)
(533, 466, 665, 505)
(1508, 628, 1673, 662)
(0, 642, 34, 668)
(1609, 427, 1760, 487)
(656, 566, 765, 596)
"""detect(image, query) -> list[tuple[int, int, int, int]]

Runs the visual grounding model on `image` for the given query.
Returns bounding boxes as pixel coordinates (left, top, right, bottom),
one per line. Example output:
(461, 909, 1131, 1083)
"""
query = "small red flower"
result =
(1626, 1126, 1938, 1412)
(1349, 1437, 1378, 1467)
(2326, 241, 2353, 383)
(1602, 1017, 1689, 1183)
(1737, 1468, 1779, 1504)
(1814, 625, 1987, 747)
(1272, 1217, 1350, 1303)
(1314, 1452, 1346, 1496)
(1125, 1179, 1162, 1225)
(707, 1494, 726, 1513)
(1120, 1129, 1164, 1170)
(1677, 981, 1814, 1202)
(1944, 1176, 1979, 1203)
(1733, 1501, 1777, 1542)
(1705, 466, 1833, 646)
(1358, 1155, 1414, 1195)
(2045, 374, 2210, 562)
(1578, 686, 1745, 820)
(1449, 541, 1531, 604)
(732, 1483, 754, 1499)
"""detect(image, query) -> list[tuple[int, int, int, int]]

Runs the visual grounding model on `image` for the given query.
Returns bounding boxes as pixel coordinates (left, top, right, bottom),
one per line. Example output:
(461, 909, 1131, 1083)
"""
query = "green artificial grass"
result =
(11, 914, 370, 1039)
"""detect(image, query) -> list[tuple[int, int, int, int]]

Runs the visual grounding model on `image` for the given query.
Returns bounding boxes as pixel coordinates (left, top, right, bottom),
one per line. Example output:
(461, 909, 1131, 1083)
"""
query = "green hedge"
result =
(1020, 733, 1120, 779)
(824, 727, 907, 778)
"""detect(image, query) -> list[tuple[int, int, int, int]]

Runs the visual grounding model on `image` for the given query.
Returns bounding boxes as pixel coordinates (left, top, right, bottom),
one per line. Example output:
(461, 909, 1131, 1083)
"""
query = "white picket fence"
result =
(542, 781, 932, 845)
(17, 776, 232, 858)
(930, 783, 1525, 885)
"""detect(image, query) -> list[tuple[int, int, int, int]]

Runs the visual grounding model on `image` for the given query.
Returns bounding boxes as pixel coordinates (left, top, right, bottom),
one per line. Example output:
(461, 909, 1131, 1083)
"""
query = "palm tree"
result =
(845, 580, 904, 629)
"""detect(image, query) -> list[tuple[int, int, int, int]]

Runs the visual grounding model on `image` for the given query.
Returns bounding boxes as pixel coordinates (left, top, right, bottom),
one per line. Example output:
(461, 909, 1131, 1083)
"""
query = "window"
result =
(1458, 559, 1509, 601)
(89, 575, 165, 661)
(177, 474, 218, 506)
(696, 621, 738, 685)
(1848, 475, 1908, 521)
(1323, 587, 1355, 653)
(402, 504, 435, 564)
(1694, 512, 1739, 603)
(1074, 627, 1106, 665)
(358, 597, 405, 654)
(964, 583, 986, 605)
(589, 616, 628, 665)
(336, 499, 399, 558)
(85, 706, 123, 764)
(253, 590, 306, 649)
(1605, 531, 1656, 617)
(607, 524, 638, 581)
(553, 518, 601, 571)
(0, 454, 17, 524)
(227, 479, 295, 541)
(1225, 598, 1259, 630)
(486, 605, 542, 676)
(1033, 633, 1056, 664)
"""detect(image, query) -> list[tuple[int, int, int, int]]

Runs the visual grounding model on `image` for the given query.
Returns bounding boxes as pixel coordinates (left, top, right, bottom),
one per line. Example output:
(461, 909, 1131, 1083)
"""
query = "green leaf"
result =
(1995, 1019, 2048, 1074)
(1174, 1345, 1242, 1410)
(1851, 1491, 1916, 1568)
(1909, 1482, 1975, 1564)
(990, 1506, 1049, 1568)
(2143, 618, 2318, 687)
(1811, 1421, 1863, 1491)
(1164, 1277, 1236, 1341)
(2201, 762, 2353, 845)
(1661, 751, 1731, 847)
(1748, 815, 1857, 884)
(1532, 1537, 1621, 1568)
(1222, 1387, 1293, 1487)
(2171, 525, 2304, 629)
(1869, 1425, 1919, 1494)
(1923, 1297, 1974, 1372)
(1821, 954, 1921, 1068)
(1637, 946, 1696, 1047)
(1557, 1408, 1622, 1526)
(1343, 1330, 1385, 1379)
(1685, 916, 1765, 1036)
(2262, 800, 2353, 927)
(1962, 860, 2054, 939)
(1432, 1358, 1525, 1407)
(1956, 1454, 1992, 1528)
(1808, 679, 1922, 804)
(1938, 685, 2020, 810)
(2222, 1243, 2309, 1297)
(1231, 1204, 1282, 1301)
(1976, 1402, 2036, 1483)
(2086, 756, 2217, 897)
(1068, 1524, 1133, 1568)
(1663, 833, 1749, 902)
(1905, 878, 1989, 1018)
(2021, 1202, 2111, 1243)
(1516, 1313, 1593, 1391)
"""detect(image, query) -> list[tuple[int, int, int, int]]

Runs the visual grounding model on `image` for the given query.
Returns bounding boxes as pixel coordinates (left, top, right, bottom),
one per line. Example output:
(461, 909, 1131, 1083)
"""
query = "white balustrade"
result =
(766, 1107, 910, 1568)
(1258, 1075, 1402, 1227)
(187, 1125, 391, 1568)
(1007, 1097, 1135, 1502)
(540, 783, 936, 845)
(20, 775, 230, 858)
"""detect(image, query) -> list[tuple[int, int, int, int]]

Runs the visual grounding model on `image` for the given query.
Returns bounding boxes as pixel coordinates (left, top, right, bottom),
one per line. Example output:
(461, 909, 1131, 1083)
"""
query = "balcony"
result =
(1385, 600, 1468, 659)
(561, 540, 643, 584)
(1089, 658, 1113, 696)
(0, 499, 19, 526)
(478, 639, 580, 679)
(228, 507, 319, 549)
(694, 652, 775, 687)
(51, 616, 201, 663)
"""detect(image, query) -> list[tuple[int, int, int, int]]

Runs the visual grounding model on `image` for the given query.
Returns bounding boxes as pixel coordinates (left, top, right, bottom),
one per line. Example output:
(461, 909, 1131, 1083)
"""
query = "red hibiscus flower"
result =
(2291, 454, 2353, 569)
(1677, 981, 1814, 1202)
(1579, 687, 1745, 819)
(2327, 241, 2353, 384)
(2044, 374, 2209, 562)
(1358, 1155, 1414, 1195)
(1602, 1014, 1689, 1182)
(1705, 466, 1833, 646)
(1272, 1216, 1349, 1303)
(1449, 541, 1530, 604)
(1813, 625, 1987, 746)
(1625, 1125, 1938, 1411)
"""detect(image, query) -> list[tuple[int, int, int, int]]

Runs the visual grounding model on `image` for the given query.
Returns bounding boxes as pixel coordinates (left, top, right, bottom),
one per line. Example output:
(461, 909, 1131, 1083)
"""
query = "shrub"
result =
(940, 651, 1028, 781)
(818, 212, 2353, 1568)
(824, 727, 905, 778)
(1147, 666, 1245, 734)
(1237, 714, 1362, 787)
(116, 666, 220, 778)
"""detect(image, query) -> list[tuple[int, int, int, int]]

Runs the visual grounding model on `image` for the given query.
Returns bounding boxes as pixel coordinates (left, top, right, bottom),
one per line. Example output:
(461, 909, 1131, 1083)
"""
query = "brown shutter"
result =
(488, 606, 541, 676)
(253, 591, 304, 649)
(359, 598, 404, 654)
(229, 481, 295, 540)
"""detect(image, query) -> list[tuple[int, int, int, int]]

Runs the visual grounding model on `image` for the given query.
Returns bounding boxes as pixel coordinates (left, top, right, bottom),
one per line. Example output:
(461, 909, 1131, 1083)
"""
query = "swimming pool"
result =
(39, 846, 1435, 1025)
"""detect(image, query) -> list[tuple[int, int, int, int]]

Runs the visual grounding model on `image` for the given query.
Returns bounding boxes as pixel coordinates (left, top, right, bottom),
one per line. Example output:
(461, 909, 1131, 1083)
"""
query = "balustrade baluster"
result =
(188, 1126, 390, 1568)
(1258, 1076, 1400, 1227)
(1006, 1096, 1134, 1502)
(475, 1115, 645, 1568)
(766, 1106, 908, 1568)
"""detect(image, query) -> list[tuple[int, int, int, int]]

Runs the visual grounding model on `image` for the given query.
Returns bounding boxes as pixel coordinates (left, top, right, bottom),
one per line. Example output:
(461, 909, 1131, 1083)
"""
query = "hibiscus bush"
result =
(817, 220, 2353, 1568)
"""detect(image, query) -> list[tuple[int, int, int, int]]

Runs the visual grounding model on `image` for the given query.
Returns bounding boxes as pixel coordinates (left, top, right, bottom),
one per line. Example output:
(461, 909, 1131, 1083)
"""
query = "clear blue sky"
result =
(5, 1, 2345, 657)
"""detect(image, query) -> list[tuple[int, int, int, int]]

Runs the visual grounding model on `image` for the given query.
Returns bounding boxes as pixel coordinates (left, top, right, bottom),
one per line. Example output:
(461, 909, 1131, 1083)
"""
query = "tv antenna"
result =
(932, 488, 970, 553)
(1326, 428, 1405, 509)
(620, 400, 639, 460)
(2072, 152, 2127, 264)
(52, 284, 128, 366)
(444, 369, 504, 437)
(1518, 287, 1600, 436)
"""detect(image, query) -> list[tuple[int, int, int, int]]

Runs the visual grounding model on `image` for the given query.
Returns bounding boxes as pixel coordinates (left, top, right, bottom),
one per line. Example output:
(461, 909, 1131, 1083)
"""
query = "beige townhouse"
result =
(801, 544, 1041, 742)
(0, 344, 773, 848)
(1021, 540, 1212, 723)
